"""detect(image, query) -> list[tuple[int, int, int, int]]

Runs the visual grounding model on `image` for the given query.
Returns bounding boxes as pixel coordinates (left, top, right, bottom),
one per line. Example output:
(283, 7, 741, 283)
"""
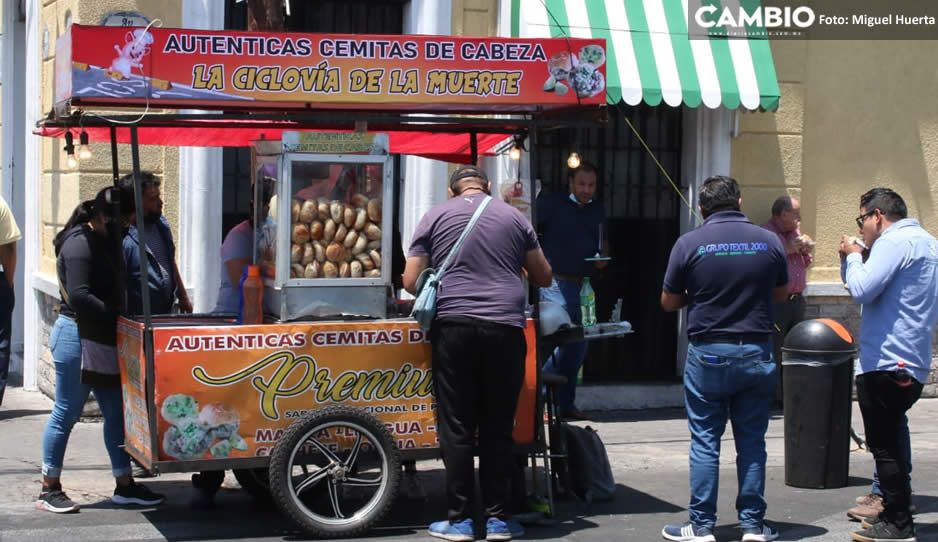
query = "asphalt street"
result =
(1, 387, 937, 541)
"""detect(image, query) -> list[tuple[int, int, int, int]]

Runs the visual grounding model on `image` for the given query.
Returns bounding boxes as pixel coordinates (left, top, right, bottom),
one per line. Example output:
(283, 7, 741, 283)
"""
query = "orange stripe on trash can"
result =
(817, 318, 853, 344)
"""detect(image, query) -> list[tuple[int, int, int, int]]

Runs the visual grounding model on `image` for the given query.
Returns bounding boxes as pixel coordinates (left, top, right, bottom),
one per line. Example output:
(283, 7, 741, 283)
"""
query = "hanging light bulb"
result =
(567, 151, 581, 169)
(78, 131, 92, 160)
(64, 132, 78, 169)
(509, 143, 522, 161)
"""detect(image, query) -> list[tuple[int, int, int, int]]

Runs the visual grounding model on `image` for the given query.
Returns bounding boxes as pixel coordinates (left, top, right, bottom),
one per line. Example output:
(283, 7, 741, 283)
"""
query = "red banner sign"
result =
(55, 25, 606, 111)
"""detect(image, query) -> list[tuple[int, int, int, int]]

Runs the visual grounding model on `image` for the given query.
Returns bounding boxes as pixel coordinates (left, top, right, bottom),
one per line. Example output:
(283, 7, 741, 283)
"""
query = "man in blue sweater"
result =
(840, 187, 938, 542)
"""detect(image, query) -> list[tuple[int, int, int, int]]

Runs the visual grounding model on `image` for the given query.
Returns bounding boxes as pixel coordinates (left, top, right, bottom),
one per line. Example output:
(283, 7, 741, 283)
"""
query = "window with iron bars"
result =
(533, 103, 684, 382)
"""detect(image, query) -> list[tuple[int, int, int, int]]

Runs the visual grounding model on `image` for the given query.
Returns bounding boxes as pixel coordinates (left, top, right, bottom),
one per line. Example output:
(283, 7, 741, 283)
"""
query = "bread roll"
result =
(299, 200, 317, 224)
(350, 261, 363, 278)
(369, 249, 382, 268)
(330, 201, 343, 223)
(323, 219, 336, 242)
(291, 200, 301, 223)
(367, 199, 382, 222)
(355, 253, 375, 270)
(309, 220, 324, 241)
(317, 201, 330, 221)
(343, 230, 359, 249)
(339, 262, 350, 278)
(352, 234, 368, 255)
(322, 261, 338, 278)
(364, 223, 382, 241)
(302, 243, 315, 265)
(353, 209, 367, 231)
(326, 243, 348, 263)
(291, 264, 304, 278)
(291, 243, 302, 263)
(365, 269, 381, 278)
(313, 241, 326, 263)
(304, 262, 320, 279)
(344, 207, 356, 229)
(292, 224, 310, 244)
(350, 194, 369, 208)
(366, 240, 381, 252)
(334, 224, 349, 244)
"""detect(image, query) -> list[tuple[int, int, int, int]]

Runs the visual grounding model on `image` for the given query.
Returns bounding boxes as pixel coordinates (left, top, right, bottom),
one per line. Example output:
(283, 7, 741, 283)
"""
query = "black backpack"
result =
(552, 423, 616, 503)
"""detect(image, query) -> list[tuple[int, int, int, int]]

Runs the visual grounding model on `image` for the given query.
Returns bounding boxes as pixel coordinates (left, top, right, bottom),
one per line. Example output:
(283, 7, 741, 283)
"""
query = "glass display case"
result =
(253, 132, 393, 320)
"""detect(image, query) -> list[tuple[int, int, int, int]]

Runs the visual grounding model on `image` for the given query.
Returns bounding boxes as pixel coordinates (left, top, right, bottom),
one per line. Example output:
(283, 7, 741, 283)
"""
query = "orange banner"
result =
(116, 319, 537, 464)
(56, 25, 606, 111)
(116, 319, 153, 466)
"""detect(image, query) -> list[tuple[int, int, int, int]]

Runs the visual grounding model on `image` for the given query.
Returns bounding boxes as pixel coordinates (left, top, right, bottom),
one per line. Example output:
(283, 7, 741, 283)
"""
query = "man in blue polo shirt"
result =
(536, 161, 607, 420)
(660, 176, 788, 542)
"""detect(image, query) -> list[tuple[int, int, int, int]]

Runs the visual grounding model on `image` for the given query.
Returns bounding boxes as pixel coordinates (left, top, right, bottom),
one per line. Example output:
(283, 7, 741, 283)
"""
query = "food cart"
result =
(39, 24, 618, 538)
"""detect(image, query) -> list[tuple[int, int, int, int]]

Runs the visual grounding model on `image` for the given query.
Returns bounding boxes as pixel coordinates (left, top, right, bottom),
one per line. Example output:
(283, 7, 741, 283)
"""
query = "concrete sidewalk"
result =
(1, 386, 937, 541)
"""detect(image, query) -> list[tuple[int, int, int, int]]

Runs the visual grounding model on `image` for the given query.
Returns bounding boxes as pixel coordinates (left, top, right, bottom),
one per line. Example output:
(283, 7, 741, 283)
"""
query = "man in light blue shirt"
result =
(839, 187, 938, 542)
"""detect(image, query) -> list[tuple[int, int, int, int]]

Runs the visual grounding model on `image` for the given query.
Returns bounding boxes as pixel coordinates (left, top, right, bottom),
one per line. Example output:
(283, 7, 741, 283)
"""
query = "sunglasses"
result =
(855, 210, 877, 230)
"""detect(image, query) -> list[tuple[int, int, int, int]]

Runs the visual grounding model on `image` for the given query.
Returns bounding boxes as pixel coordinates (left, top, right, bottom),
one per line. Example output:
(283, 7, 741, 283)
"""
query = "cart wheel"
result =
(269, 406, 401, 538)
(233, 468, 273, 502)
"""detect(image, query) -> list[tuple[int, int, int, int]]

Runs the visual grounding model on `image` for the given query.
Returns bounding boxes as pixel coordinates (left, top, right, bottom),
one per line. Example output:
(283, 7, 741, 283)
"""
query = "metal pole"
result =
(469, 131, 478, 166)
(129, 126, 158, 467)
(110, 126, 119, 186)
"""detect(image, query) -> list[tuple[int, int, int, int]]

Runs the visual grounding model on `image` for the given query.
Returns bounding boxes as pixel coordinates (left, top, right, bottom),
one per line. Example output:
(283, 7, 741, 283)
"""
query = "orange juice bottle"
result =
(240, 265, 264, 325)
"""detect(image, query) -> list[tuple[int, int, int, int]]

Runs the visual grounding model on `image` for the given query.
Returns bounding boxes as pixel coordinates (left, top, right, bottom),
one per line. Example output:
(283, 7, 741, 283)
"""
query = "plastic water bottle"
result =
(580, 277, 597, 327)
(240, 264, 264, 325)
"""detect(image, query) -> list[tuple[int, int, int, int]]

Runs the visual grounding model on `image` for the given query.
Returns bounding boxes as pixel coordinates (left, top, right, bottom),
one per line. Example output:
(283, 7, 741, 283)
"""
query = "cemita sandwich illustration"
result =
(161, 394, 248, 459)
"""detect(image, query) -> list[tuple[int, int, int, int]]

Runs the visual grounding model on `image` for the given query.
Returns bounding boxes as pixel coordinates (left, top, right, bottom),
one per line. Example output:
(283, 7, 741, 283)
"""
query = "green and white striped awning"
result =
(510, 0, 781, 111)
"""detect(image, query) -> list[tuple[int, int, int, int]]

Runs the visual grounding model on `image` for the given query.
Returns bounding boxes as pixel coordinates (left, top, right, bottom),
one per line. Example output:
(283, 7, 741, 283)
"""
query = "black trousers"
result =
(0, 271, 12, 407)
(772, 294, 806, 399)
(430, 318, 526, 522)
(856, 371, 923, 529)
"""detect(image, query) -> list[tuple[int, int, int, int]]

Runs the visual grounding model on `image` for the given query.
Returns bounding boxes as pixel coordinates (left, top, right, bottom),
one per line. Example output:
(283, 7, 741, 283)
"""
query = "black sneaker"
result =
(851, 520, 916, 542)
(36, 489, 80, 513)
(111, 482, 165, 506)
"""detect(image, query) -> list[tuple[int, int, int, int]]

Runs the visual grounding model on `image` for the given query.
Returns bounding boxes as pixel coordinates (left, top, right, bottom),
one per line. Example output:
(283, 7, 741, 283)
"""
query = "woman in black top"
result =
(37, 187, 165, 513)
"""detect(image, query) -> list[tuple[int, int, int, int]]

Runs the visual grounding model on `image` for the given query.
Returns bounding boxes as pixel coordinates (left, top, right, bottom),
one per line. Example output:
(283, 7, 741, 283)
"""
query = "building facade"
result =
(9, 1, 938, 406)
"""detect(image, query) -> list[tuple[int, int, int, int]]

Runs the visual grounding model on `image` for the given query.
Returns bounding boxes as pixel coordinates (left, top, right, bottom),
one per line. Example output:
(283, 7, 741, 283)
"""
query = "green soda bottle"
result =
(580, 277, 597, 327)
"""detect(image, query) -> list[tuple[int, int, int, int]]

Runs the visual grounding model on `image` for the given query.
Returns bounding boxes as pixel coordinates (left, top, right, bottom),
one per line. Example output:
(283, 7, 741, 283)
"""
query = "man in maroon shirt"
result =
(763, 195, 814, 400)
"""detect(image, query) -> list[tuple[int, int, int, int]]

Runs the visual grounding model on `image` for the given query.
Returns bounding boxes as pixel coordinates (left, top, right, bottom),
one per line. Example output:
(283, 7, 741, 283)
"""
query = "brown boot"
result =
(848, 494, 884, 521)
(856, 493, 881, 505)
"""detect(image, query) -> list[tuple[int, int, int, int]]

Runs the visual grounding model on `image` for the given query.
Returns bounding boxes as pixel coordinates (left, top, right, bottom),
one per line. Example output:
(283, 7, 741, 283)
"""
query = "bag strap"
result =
(436, 195, 491, 277)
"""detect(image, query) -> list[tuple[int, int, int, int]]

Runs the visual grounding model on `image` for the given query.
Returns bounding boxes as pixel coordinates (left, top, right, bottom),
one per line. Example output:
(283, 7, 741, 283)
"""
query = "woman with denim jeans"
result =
(37, 191, 164, 513)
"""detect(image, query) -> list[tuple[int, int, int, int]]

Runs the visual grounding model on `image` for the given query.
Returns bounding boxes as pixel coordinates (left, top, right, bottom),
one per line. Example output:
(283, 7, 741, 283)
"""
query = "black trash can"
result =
(781, 318, 856, 489)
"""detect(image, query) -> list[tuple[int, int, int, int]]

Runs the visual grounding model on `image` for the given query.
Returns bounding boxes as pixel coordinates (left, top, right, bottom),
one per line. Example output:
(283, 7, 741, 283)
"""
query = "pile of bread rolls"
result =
(285, 195, 382, 279)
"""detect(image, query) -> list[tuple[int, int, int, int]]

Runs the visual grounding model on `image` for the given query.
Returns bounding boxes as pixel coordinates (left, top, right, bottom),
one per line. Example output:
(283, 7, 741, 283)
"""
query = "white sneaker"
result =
(742, 523, 779, 542)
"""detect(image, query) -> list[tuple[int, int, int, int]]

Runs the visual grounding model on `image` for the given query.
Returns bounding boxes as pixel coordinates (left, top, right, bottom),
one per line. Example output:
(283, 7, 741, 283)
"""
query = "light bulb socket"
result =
(78, 131, 92, 159)
(64, 132, 78, 168)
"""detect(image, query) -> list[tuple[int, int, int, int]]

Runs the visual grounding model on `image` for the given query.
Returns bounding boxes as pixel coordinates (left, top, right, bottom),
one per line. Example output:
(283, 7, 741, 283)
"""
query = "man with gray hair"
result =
(763, 195, 814, 392)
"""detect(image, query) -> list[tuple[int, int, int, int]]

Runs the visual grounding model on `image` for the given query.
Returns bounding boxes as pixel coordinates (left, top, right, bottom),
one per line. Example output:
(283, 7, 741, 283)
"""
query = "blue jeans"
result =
(41, 316, 131, 478)
(684, 340, 777, 530)
(871, 413, 912, 496)
(542, 278, 588, 415)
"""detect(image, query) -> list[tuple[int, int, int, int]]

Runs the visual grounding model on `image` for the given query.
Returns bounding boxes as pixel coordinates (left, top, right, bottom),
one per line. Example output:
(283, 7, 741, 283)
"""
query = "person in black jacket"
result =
(37, 188, 164, 513)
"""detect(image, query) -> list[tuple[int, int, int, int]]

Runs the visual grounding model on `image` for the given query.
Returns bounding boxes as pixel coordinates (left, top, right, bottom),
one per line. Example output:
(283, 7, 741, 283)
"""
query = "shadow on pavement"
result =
(0, 408, 49, 421)
(711, 520, 828, 542)
(109, 472, 681, 541)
